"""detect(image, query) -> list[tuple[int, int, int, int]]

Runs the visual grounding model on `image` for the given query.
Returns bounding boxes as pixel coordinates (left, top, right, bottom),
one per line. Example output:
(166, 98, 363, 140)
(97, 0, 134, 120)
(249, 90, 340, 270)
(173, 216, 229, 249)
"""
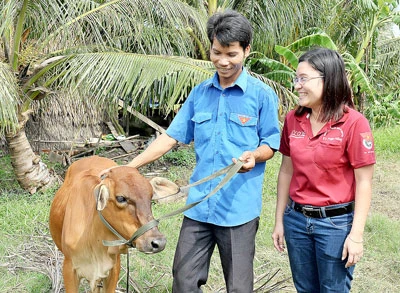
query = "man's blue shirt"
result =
(166, 69, 280, 226)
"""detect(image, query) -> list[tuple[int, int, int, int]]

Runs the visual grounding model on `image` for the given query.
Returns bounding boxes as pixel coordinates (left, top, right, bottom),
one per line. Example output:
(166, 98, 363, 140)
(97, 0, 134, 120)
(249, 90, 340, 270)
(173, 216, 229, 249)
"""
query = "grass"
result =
(372, 126, 400, 155)
(0, 125, 400, 292)
(0, 192, 54, 292)
(353, 213, 400, 292)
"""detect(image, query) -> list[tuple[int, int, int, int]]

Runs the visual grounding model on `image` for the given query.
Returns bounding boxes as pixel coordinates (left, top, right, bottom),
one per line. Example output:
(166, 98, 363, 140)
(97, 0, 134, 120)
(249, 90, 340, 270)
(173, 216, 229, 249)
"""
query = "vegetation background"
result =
(1, 125, 399, 292)
(1, 0, 400, 193)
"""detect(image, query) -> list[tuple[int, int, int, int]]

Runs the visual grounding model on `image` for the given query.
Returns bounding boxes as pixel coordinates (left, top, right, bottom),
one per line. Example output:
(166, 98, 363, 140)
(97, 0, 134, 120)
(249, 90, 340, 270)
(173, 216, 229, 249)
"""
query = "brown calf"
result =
(49, 156, 178, 292)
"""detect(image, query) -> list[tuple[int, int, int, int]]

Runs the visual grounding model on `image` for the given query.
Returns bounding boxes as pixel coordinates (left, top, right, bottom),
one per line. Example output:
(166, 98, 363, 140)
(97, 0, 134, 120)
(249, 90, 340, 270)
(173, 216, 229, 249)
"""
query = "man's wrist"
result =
(252, 150, 260, 161)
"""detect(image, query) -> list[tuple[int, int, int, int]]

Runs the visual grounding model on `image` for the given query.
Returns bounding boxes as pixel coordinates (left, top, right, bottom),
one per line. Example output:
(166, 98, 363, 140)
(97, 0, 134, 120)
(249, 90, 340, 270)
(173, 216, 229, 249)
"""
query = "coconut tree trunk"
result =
(5, 110, 55, 194)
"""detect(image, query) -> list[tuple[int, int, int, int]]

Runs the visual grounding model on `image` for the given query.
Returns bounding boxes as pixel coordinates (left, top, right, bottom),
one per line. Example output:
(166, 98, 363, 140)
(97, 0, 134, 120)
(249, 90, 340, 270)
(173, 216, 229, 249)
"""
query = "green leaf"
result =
(287, 33, 337, 53)
(274, 46, 298, 69)
(343, 52, 375, 99)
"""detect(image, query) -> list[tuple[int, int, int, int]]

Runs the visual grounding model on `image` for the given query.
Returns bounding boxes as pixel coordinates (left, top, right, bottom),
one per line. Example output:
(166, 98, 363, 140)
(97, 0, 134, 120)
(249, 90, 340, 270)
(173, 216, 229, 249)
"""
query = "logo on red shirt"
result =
(360, 132, 373, 149)
(290, 130, 305, 138)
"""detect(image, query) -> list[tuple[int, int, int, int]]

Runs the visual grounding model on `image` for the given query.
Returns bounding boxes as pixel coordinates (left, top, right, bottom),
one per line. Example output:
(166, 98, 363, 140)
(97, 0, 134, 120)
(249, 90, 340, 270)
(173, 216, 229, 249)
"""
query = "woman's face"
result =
(294, 61, 324, 110)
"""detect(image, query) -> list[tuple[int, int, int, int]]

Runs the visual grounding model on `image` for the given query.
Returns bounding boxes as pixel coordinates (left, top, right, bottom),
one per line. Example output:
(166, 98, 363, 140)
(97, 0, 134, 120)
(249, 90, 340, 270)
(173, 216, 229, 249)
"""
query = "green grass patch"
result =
(372, 125, 400, 154)
(162, 144, 196, 167)
(0, 189, 57, 292)
(365, 214, 400, 256)
(0, 153, 24, 192)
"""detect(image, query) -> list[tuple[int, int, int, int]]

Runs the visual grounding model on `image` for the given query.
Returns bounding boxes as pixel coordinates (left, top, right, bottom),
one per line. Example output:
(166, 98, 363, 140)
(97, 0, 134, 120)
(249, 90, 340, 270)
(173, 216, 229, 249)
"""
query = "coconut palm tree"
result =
(1, 0, 303, 193)
(0, 0, 215, 193)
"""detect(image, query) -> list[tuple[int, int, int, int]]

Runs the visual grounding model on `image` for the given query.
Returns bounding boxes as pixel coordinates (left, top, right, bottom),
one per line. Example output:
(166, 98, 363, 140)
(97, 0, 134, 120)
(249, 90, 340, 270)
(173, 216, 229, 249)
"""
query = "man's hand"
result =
(232, 151, 255, 173)
(98, 165, 121, 178)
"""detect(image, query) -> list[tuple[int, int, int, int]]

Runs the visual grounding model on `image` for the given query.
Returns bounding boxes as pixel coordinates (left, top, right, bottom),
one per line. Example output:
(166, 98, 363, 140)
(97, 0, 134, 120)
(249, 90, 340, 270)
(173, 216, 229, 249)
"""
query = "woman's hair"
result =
(206, 10, 252, 50)
(295, 47, 354, 122)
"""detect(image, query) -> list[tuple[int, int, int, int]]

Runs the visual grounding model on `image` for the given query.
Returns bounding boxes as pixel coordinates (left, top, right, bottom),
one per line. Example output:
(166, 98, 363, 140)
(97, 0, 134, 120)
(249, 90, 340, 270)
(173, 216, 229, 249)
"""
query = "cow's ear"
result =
(149, 177, 180, 199)
(94, 184, 110, 211)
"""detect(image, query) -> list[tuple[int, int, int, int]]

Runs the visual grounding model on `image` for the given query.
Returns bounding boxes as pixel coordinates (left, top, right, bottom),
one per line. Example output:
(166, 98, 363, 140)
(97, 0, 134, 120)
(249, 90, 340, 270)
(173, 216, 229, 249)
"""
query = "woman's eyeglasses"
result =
(293, 76, 324, 85)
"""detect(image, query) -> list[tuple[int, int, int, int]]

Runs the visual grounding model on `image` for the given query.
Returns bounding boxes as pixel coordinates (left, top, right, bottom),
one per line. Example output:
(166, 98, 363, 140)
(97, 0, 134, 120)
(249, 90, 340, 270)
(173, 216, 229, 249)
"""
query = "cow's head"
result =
(94, 166, 179, 253)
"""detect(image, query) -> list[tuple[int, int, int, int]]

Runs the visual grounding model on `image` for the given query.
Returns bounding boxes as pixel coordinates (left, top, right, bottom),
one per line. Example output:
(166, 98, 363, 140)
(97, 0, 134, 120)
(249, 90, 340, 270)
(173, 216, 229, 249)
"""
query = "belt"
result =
(289, 198, 354, 218)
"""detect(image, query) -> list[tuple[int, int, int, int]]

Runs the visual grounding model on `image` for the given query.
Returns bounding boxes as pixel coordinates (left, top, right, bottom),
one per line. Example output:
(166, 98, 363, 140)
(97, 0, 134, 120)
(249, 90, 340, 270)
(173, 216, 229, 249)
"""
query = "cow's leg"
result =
(90, 279, 102, 293)
(103, 255, 121, 293)
(63, 258, 79, 292)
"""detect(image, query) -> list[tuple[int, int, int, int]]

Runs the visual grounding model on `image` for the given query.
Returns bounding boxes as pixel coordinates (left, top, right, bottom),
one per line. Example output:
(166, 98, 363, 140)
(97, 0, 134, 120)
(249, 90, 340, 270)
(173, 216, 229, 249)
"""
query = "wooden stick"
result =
(118, 100, 166, 134)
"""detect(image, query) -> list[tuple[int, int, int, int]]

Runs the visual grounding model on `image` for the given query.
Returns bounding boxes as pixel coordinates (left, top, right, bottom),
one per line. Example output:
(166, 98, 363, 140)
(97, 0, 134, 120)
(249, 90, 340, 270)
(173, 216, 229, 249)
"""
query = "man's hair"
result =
(206, 10, 252, 50)
(295, 47, 354, 122)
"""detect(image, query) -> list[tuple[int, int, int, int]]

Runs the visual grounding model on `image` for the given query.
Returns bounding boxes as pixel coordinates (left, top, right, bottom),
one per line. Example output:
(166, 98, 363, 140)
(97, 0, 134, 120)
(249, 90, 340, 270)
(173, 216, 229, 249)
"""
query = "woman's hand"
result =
(272, 223, 286, 252)
(342, 235, 364, 268)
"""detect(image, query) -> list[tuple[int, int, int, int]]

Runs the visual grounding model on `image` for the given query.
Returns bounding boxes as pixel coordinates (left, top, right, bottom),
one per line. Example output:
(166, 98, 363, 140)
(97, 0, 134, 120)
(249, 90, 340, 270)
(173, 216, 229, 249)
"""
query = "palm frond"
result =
(29, 0, 209, 58)
(247, 57, 295, 89)
(250, 57, 295, 74)
(249, 71, 298, 117)
(0, 63, 20, 135)
(353, 0, 379, 11)
(263, 70, 295, 86)
(247, 0, 310, 56)
(49, 52, 215, 114)
(0, 2, 19, 61)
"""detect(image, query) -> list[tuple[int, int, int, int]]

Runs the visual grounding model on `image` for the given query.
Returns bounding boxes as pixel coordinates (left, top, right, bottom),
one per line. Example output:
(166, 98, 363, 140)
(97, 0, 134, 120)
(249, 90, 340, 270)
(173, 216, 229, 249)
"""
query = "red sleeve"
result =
(346, 115, 376, 168)
(279, 111, 294, 157)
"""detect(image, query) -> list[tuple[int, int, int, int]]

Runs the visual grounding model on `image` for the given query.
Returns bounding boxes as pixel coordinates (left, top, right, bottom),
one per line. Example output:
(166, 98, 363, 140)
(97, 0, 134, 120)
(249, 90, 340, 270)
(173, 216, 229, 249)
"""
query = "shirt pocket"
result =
(227, 113, 258, 148)
(313, 141, 344, 171)
(191, 112, 213, 143)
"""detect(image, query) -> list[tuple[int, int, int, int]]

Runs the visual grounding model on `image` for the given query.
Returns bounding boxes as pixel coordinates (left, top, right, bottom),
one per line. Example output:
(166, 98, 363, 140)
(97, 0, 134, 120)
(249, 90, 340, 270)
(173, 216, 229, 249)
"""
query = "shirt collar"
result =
(296, 105, 351, 125)
(209, 67, 248, 92)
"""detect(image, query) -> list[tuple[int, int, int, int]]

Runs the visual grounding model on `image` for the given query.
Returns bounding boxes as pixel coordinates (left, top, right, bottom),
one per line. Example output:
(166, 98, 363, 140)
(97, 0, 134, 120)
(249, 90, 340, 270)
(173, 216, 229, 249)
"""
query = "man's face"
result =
(210, 37, 250, 88)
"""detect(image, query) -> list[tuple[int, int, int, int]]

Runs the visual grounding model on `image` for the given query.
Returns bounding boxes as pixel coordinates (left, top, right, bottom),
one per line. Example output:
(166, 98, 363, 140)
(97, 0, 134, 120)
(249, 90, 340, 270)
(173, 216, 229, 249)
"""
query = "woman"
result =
(272, 48, 375, 292)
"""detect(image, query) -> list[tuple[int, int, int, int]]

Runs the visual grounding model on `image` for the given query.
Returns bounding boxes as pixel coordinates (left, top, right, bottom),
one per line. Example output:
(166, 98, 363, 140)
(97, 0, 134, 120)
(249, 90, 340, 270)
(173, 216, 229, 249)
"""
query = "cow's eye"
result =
(116, 196, 127, 203)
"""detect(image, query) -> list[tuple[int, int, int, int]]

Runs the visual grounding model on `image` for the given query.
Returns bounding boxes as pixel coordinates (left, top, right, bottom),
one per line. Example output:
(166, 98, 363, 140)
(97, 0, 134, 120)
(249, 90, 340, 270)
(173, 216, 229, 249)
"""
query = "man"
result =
(127, 10, 280, 292)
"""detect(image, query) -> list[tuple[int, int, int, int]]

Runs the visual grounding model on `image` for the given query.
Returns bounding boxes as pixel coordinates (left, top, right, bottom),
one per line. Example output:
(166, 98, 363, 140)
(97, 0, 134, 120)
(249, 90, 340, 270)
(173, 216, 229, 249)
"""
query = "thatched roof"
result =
(26, 93, 111, 152)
